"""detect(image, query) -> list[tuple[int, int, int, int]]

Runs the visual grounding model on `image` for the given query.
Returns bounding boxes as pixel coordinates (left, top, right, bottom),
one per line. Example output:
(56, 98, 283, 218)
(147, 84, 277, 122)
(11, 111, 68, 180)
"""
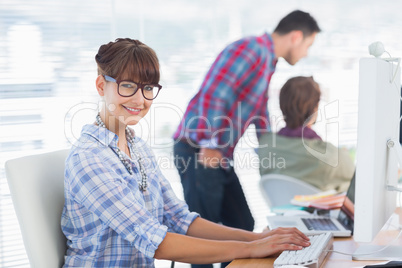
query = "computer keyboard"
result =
(274, 232, 333, 268)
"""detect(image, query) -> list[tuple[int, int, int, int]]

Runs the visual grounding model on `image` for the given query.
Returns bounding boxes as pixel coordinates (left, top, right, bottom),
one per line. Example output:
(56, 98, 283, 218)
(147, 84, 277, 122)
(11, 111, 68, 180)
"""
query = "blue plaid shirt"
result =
(62, 124, 199, 267)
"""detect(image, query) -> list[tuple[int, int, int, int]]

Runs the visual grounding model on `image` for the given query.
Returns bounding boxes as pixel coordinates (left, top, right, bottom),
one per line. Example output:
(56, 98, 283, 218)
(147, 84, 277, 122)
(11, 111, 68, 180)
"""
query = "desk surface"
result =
(228, 208, 402, 268)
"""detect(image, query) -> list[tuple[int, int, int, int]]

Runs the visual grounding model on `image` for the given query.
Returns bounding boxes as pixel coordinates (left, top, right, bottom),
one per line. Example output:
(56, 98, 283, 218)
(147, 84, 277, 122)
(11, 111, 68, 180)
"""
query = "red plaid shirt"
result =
(174, 33, 277, 159)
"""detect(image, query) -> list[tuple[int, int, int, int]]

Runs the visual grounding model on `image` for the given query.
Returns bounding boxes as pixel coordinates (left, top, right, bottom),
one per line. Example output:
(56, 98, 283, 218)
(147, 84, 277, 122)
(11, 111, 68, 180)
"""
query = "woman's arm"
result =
(186, 217, 308, 242)
(154, 226, 310, 264)
(186, 217, 260, 241)
(154, 218, 310, 264)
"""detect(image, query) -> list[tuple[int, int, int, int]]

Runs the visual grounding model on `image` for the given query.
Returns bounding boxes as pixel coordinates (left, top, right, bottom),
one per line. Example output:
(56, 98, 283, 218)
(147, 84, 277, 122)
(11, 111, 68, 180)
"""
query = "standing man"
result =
(173, 10, 320, 268)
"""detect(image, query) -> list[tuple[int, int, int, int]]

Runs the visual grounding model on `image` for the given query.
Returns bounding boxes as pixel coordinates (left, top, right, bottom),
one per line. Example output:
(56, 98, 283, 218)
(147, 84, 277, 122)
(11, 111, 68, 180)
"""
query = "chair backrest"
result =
(259, 174, 321, 208)
(5, 149, 69, 268)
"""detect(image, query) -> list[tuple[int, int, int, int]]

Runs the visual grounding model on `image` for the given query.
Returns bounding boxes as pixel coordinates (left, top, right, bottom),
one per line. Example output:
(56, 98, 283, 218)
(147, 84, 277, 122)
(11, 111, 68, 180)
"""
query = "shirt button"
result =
(134, 226, 140, 232)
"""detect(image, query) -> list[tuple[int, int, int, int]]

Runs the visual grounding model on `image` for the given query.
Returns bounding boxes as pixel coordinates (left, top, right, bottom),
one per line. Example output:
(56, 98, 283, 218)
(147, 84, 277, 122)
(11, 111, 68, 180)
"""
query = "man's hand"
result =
(197, 148, 223, 168)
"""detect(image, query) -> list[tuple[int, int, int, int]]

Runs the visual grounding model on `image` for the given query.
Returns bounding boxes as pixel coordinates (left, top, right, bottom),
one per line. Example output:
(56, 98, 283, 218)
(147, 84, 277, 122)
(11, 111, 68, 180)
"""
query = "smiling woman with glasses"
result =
(61, 38, 310, 268)
(103, 75, 162, 100)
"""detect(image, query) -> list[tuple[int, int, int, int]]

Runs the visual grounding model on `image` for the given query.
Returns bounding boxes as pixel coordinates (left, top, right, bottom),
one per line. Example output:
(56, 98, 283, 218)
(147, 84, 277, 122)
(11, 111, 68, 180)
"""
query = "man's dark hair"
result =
(274, 10, 321, 37)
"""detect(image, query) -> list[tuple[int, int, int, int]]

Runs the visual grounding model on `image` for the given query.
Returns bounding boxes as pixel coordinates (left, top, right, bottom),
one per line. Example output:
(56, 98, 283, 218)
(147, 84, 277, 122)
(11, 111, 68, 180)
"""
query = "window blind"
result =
(0, 1, 113, 266)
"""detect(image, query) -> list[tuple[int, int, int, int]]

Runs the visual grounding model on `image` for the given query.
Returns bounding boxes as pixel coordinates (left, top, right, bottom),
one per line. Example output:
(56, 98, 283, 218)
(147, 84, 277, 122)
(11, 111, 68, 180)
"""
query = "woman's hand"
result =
(260, 227, 308, 240)
(247, 227, 310, 258)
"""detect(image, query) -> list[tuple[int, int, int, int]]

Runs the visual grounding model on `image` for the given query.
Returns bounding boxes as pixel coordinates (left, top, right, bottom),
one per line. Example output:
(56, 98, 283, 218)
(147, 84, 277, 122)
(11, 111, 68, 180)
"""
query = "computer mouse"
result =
(282, 210, 312, 217)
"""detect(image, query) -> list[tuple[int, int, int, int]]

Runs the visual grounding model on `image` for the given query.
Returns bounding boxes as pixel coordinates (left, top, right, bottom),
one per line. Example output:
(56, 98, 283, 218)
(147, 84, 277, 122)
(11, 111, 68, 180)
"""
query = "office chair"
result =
(259, 174, 321, 208)
(5, 149, 69, 268)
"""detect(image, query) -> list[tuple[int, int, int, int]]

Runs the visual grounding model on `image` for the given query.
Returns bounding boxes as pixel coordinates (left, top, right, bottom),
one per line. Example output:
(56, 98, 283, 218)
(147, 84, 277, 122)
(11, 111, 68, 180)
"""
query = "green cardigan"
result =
(257, 132, 355, 192)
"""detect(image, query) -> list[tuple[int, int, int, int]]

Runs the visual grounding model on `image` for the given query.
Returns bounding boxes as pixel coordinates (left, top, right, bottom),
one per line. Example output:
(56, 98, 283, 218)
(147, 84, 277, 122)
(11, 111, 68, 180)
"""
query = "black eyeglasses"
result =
(104, 75, 162, 100)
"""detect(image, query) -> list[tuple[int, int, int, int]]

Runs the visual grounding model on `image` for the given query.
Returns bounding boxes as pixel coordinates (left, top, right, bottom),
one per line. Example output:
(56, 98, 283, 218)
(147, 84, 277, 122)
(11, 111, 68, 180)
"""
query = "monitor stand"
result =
(352, 245, 402, 260)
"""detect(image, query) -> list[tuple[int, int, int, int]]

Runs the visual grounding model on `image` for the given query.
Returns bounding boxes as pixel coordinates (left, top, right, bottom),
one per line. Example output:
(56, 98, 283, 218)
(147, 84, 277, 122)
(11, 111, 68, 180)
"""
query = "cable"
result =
(384, 56, 400, 84)
(390, 74, 402, 102)
(326, 228, 402, 256)
(384, 57, 402, 144)
(392, 58, 401, 83)
(375, 47, 401, 141)
(384, 51, 392, 58)
(369, 42, 400, 84)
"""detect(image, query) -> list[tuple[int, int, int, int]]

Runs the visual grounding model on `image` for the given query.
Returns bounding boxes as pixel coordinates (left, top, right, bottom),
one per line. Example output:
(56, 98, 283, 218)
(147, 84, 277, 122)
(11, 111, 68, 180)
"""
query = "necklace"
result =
(96, 114, 148, 191)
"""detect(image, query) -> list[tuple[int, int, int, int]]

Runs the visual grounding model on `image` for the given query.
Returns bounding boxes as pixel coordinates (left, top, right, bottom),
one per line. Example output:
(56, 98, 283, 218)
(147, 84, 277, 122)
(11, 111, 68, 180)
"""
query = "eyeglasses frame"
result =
(103, 75, 162, 100)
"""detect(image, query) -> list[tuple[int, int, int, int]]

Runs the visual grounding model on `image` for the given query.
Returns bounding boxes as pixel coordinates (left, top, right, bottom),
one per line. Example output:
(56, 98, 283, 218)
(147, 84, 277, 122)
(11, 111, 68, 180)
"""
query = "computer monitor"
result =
(353, 57, 401, 260)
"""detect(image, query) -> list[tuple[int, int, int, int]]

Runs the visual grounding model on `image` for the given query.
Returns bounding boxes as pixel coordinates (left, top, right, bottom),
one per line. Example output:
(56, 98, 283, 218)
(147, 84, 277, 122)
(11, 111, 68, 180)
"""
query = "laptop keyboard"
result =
(302, 218, 339, 231)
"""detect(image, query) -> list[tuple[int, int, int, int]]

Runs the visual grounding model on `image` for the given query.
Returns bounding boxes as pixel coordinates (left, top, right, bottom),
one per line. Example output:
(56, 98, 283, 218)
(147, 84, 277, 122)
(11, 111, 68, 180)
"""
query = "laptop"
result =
(266, 174, 355, 237)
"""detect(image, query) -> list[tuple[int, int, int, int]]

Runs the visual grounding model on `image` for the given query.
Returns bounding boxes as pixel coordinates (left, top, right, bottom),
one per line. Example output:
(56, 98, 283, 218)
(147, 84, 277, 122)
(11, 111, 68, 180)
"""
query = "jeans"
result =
(173, 140, 255, 268)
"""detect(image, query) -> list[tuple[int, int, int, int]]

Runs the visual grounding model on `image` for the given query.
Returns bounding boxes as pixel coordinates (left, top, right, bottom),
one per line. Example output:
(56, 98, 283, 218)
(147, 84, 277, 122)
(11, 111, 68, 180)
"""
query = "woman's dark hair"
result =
(279, 76, 321, 129)
(95, 38, 159, 83)
(274, 10, 321, 38)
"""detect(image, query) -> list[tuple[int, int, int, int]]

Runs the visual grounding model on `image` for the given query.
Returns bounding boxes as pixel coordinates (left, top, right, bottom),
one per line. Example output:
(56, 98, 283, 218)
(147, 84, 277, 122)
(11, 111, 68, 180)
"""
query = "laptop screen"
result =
(337, 172, 355, 232)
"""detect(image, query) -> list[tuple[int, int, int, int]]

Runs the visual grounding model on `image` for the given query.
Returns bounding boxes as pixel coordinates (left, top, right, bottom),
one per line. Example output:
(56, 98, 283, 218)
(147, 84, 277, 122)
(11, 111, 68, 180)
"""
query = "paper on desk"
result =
(291, 192, 346, 210)
(293, 190, 337, 202)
